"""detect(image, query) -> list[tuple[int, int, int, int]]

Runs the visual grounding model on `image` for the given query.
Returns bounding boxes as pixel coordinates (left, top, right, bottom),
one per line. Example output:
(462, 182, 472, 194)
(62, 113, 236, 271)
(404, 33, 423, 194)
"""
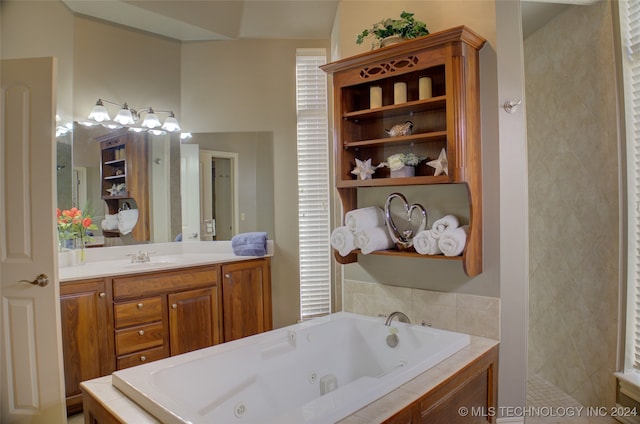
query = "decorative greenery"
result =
(383, 153, 423, 171)
(356, 11, 429, 49)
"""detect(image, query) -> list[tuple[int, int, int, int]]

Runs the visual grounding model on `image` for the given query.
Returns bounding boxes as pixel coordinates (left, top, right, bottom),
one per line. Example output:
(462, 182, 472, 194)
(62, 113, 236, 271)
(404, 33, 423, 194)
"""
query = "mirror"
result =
(56, 125, 275, 246)
(56, 130, 73, 210)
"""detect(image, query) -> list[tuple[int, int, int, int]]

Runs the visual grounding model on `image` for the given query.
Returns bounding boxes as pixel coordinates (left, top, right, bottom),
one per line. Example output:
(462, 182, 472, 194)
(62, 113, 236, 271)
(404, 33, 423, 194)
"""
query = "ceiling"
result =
(62, 0, 339, 41)
(61, 0, 593, 42)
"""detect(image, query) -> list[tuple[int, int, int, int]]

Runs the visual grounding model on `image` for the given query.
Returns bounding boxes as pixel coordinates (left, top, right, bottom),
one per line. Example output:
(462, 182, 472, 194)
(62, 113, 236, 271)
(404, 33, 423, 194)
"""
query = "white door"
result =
(0, 58, 66, 422)
(180, 144, 201, 241)
(199, 150, 238, 241)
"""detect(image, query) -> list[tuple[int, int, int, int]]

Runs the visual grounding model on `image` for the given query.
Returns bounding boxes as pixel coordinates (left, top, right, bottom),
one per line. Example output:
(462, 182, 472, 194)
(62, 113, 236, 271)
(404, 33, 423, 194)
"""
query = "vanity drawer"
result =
(112, 267, 218, 300)
(115, 322, 164, 355)
(116, 346, 168, 370)
(114, 297, 163, 329)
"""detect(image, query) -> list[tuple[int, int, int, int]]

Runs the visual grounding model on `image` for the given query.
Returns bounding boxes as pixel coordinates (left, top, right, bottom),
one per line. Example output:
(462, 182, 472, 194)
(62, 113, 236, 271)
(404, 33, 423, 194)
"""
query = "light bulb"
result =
(114, 107, 135, 125)
(88, 100, 110, 122)
(141, 112, 161, 129)
(161, 115, 181, 132)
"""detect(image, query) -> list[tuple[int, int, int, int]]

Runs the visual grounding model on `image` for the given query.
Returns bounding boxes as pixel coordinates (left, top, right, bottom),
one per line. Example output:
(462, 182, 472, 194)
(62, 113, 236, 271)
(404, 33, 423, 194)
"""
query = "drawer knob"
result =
(138, 330, 145, 336)
(172, 303, 177, 309)
(137, 303, 143, 309)
(140, 356, 147, 362)
(225, 274, 230, 278)
(99, 292, 106, 298)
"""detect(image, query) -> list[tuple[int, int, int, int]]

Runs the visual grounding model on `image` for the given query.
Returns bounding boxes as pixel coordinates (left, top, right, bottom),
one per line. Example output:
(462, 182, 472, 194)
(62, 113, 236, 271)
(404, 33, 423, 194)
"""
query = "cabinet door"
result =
(60, 278, 113, 414)
(222, 260, 272, 342)
(168, 287, 220, 355)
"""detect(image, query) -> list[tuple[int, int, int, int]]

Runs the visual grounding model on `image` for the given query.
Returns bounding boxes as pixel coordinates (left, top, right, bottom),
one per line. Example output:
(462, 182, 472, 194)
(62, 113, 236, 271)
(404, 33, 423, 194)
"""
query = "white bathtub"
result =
(111, 312, 470, 424)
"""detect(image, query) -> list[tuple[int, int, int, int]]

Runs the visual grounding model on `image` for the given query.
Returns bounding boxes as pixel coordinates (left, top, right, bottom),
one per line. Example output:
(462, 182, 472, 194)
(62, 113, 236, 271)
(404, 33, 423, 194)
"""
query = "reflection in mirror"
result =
(184, 132, 275, 241)
(56, 131, 73, 210)
(57, 125, 275, 246)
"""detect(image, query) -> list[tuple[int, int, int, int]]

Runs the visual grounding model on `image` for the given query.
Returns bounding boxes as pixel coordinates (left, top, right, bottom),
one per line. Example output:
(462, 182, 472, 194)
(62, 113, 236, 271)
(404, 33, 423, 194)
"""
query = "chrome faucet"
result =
(128, 250, 151, 263)
(384, 311, 411, 326)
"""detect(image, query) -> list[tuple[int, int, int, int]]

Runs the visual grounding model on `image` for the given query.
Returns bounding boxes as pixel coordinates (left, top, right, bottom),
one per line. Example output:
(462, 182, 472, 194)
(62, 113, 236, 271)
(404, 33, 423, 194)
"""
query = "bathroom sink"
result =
(123, 257, 178, 269)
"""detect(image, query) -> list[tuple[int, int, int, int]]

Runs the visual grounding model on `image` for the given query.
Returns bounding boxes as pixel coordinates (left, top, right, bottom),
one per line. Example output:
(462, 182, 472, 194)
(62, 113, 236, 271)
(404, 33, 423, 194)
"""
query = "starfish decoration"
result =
(427, 148, 448, 176)
(106, 183, 126, 196)
(351, 158, 376, 180)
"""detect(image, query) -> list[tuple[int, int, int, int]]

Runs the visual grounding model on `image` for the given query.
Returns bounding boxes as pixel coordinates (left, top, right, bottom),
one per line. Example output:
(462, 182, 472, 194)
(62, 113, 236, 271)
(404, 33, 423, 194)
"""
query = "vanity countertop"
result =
(58, 240, 274, 282)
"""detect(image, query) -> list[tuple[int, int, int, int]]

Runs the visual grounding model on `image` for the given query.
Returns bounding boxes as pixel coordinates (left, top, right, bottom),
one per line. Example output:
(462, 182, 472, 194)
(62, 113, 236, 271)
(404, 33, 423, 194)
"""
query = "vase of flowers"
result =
(383, 153, 423, 178)
(356, 11, 429, 50)
(56, 207, 97, 264)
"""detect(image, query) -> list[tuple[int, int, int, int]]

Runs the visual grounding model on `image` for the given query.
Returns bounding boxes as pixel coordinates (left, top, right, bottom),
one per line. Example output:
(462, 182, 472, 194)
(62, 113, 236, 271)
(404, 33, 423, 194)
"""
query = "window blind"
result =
(296, 48, 331, 320)
(622, 0, 640, 372)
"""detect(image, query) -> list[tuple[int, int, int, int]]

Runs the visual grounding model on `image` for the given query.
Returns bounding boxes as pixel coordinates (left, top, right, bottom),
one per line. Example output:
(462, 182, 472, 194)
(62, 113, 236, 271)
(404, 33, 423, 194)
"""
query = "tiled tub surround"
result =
(58, 240, 274, 281)
(343, 279, 500, 340)
(81, 332, 498, 423)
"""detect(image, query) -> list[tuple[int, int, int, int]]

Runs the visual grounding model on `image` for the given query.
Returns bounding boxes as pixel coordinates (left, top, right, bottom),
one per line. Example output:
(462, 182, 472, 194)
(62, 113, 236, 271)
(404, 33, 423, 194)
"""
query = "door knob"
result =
(19, 274, 49, 287)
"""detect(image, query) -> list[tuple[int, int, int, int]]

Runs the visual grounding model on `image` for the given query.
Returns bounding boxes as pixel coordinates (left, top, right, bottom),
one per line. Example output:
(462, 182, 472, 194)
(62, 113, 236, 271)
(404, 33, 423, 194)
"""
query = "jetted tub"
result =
(111, 312, 470, 424)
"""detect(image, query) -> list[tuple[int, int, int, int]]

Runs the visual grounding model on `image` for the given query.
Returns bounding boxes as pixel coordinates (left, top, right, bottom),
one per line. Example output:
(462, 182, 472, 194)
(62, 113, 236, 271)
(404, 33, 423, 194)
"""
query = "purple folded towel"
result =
(231, 232, 268, 256)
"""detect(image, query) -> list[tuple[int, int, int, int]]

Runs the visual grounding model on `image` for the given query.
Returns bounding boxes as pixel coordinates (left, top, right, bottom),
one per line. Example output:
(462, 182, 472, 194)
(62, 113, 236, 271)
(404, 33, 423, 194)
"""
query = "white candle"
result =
(419, 77, 432, 99)
(394, 82, 407, 104)
(370, 86, 382, 109)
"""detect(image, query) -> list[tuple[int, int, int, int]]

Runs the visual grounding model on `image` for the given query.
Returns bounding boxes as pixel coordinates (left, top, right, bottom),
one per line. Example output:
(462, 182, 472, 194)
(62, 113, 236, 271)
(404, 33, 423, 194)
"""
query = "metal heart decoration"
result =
(384, 193, 427, 250)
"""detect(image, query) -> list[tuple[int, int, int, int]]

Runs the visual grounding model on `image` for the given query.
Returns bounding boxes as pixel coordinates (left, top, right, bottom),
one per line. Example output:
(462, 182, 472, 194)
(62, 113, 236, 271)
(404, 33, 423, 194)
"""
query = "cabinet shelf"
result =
(103, 159, 125, 166)
(322, 25, 485, 277)
(343, 96, 446, 121)
(104, 174, 126, 181)
(344, 131, 447, 149)
(101, 194, 130, 200)
(337, 175, 450, 188)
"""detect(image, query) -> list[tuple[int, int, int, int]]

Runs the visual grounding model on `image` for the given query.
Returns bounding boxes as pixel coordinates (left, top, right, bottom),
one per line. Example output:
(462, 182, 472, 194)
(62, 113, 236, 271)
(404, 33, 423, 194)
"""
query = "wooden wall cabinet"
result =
(321, 26, 486, 276)
(97, 129, 150, 241)
(61, 258, 272, 415)
(60, 278, 114, 415)
(221, 258, 273, 342)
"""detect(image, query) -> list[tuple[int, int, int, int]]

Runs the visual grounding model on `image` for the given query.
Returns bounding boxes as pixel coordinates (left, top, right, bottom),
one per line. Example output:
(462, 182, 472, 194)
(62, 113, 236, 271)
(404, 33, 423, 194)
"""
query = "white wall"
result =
(0, 0, 74, 122)
(180, 38, 330, 327)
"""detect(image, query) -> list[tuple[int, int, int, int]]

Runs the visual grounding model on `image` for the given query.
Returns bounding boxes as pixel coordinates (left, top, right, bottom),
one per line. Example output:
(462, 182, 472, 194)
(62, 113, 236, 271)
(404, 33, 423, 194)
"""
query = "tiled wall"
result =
(343, 279, 500, 340)
(525, 1, 619, 407)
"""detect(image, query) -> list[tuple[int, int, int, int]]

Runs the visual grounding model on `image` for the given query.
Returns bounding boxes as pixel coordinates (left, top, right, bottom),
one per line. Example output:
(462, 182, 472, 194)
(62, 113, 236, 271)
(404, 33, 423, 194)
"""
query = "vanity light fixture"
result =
(87, 98, 182, 133)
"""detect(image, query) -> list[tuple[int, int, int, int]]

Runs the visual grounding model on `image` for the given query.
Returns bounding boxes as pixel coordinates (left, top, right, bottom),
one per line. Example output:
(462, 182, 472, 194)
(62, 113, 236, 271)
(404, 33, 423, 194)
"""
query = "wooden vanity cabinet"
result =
(321, 26, 486, 277)
(221, 258, 272, 342)
(169, 286, 220, 355)
(112, 265, 221, 369)
(60, 278, 114, 415)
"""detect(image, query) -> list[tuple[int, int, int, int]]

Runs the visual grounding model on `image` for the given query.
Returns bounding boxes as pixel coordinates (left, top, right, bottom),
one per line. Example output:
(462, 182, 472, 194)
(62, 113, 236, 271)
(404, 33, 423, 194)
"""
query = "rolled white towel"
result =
(117, 209, 139, 235)
(345, 207, 385, 234)
(331, 226, 356, 257)
(413, 229, 442, 255)
(354, 227, 394, 254)
(431, 214, 460, 238)
(101, 214, 118, 231)
(438, 225, 469, 257)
